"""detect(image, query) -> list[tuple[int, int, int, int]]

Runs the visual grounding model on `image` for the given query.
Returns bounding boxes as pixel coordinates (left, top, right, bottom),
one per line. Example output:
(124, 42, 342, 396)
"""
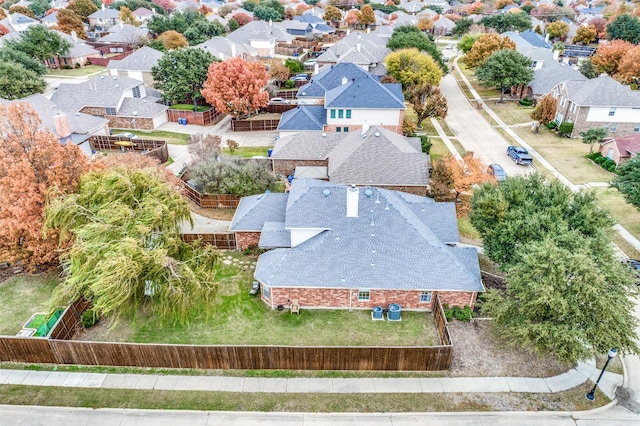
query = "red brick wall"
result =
(273, 159, 328, 176)
(259, 286, 478, 310)
(236, 232, 261, 250)
(107, 116, 155, 130)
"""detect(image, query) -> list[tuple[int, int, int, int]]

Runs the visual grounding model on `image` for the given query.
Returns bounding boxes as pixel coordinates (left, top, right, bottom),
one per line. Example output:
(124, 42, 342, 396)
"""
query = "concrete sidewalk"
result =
(0, 358, 622, 398)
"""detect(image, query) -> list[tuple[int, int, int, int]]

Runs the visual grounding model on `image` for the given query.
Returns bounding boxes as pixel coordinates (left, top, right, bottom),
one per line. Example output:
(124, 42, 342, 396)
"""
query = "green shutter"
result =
(330, 109, 336, 119)
(346, 109, 351, 119)
(338, 109, 344, 119)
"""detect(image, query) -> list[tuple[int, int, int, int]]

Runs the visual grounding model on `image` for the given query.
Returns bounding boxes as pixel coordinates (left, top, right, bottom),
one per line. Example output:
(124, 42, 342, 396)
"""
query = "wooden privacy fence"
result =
(89, 136, 169, 163)
(48, 298, 92, 341)
(433, 294, 453, 348)
(182, 233, 236, 250)
(266, 104, 297, 114)
(275, 90, 298, 100)
(0, 338, 452, 371)
(166, 108, 224, 126)
(231, 118, 280, 132)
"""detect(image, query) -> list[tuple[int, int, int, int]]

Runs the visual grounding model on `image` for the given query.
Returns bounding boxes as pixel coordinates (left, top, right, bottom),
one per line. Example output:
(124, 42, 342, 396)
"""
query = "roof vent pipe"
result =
(346, 185, 359, 218)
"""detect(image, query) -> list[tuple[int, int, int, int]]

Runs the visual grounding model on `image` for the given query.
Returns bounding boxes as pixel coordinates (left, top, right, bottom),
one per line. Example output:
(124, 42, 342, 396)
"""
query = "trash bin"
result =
(372, 306, 383, 320)
(267, 148, 273, 157)
(388, 303, 401, 321)
(177, 118, 183, 125)
(182, 118, 188, 125)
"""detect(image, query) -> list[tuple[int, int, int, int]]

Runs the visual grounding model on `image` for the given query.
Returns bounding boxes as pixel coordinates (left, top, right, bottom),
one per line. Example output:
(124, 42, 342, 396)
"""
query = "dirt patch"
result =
(184, 199, 236, 221)
(447, 320, 568, 377)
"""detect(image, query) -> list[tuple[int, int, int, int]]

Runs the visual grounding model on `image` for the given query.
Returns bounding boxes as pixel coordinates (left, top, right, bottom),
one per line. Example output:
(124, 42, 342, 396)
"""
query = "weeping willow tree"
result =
(44, 166, 218, 325)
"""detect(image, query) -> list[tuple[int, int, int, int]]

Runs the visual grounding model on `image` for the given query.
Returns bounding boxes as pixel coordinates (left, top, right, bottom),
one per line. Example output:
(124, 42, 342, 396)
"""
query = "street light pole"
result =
(585, 348, 617, 401)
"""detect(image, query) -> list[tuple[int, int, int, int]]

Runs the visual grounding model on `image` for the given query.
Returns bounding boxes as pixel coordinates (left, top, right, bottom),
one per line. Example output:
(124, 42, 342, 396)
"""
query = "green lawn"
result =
(428, 137, 452, 161)
(0, 273, 60, 336)
(111, 129, 189, 145)
(221, 146, 272, 158)
(46, 65, 106, 77)
(485, 100, 534, 125)
(83, 251, 438, 347)
(171, 104, 210, 112)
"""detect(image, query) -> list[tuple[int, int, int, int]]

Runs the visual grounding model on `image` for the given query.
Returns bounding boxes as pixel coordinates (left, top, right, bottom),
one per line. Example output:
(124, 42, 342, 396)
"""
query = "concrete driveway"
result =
(439, 73, 531, 177)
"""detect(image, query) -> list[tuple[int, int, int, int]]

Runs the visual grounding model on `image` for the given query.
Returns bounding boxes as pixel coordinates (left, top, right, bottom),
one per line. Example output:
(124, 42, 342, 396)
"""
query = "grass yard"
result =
(428, 138, 451, 161)
(593, 187, 640, 243)
(221, 146, 272, 158)
(80, 251, 438, 347)
(171, 104, 210, 112)
(485, 100, 534, 126)
(110, 129, 189, 145)
(0, 273, 60, 336)
(511, 127, 614, 184)
(46, 65, 106, 77)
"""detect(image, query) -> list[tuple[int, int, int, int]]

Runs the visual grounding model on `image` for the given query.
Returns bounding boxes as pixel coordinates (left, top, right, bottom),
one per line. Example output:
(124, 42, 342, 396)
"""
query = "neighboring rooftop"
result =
(107, 46, 164, 72)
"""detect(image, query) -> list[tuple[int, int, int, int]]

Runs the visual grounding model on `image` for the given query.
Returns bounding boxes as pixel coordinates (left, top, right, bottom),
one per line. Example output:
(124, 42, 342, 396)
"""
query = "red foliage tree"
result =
(152, 0, 175, 13)
(589, 17, 607, 39)
(233, 12, 252, 26)
(102, 0, 114, 5)
(202, 57, 270, 118)
(0, 103, 88, 269)
(0, 24, 9, 36)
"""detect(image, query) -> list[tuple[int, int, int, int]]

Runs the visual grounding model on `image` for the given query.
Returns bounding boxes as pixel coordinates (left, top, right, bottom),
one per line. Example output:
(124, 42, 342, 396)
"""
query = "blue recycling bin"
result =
(267, 148, 273, 157)
(388, 303, 401, 321)
(182, 118, 188, 125)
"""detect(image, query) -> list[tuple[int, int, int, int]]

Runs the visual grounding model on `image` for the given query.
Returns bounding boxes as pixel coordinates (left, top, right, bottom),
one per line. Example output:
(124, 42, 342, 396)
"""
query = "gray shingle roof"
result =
(117, 96, 168, 118)
(107, 46, 163, 72)
(277, 106, 326, 131)
(258, 222, 291, 248)
(297, 62, 372, 98)
(565, 75, 640, 107)
(229, 193, 288, 231)
(195, 36, 255, 59)
(272, 132, 340, 159)
(51, 75, 143, 111)
(88, 8, 120, 19)
(253, 179, 482, 292)
(226, 20, 294, 45)
(316, 32, 390, 65)
(529, 63, 586, 96)
(325, 78, 404, 109)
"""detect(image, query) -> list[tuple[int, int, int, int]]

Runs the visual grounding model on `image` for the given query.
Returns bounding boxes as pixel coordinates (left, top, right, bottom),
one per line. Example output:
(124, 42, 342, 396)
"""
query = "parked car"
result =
(506, 146, 534, 165)
(487, 164, 507, 182)
(291, 74, 309, 81)
(304, 59, 317, 67)
(114, 132, 139, 139)
(269, 97, 290, 104)
(625, 259, 640, 283)
(446, 43, 455, 50)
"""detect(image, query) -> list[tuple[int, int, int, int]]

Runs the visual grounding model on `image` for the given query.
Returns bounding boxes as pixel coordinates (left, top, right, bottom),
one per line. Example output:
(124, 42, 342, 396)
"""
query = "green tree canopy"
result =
(578, 58, 598, 79)
(112, 0, 165, 15)
(147, 9, 222, 43)
(0, 62, 47, 99)
(27, 0, 51, 17)
(44, 166, 219, 324)
(482, 236, 638, 364)
(452, 17, 472, 35)
(581, 127, 607, 154)
(457, 33, 479, 53)
(5, 25, 72, 62)
(470, 173, 615, 266)
(387, 25, 447, 73)
(612, 156, 640, 209)
(607, 14, 640, 44)
(0, 47, 48, 75)
(480, 12, 532, 33)
(254, 5, 281, 21)
(190, 156, 278, 196)
(475, 49, 533, 103)
(385, 48, 443, 89)
(152, 48, 218, 110)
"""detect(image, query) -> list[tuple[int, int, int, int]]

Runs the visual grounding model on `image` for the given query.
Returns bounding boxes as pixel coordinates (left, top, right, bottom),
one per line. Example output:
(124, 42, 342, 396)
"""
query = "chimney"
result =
(52, 112, 71, 139)
(346, 29, 350, 36)
(71, 30, 78, 42)
(356, 42, 361, 52)
(101, 4, 105, 10)
(545, 33, 550, 43)
(341, 76, 348, 85)
(231, 43, 236, 57)
(269, 19, 272, 27)
(361, 120, 370, 137)
(346, 185, 359, 218)
(313, 61, 319, 75)
(119, 21, 124, 29)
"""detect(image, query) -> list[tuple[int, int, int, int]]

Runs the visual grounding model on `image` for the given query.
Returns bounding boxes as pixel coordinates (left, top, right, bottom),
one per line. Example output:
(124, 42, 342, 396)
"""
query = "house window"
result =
(570, 103, 576, 113)
(609, 107, 616, 116)
(560, 97, 565, 107)
(606, 148, 614, 159)
(263, 286, 270, 299)
(338, 109, 344, 119)
(420, 291, 432, 303)
(336, 127, 341, 132)
(346, 109, 351, 119)
(610, 123, 618, 132)
(343, 127, 349, 132)
(105, 107, 116, 116)
(132, 86, 141, 98)
(330, 109, 336, 119)
(358, 290, 370, 301)
(49, 58, 55, 65)
(63, 58, 68, 65)
(634, 123, 640, 133)
(603, 123, 610, 132)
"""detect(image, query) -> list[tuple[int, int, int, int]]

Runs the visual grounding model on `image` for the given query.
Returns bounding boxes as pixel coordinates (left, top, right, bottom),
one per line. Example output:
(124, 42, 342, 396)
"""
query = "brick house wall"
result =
(236, 231, 261, 250)
(273, 159, 328, 176)
(259, 286, 478, 310)
(80, 106, 107, 116)
(599, 140, 623, 165)
(107, 116, 155, 130)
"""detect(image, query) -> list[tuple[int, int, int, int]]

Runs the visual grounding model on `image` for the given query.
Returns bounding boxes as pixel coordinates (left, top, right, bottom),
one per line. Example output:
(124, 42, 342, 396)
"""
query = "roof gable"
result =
(325, 78, 404, 109)
(277, 106, 326, 131)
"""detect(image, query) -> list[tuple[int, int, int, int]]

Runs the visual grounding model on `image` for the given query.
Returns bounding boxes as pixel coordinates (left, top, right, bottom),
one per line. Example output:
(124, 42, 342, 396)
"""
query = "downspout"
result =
(349, 288, 352, 312)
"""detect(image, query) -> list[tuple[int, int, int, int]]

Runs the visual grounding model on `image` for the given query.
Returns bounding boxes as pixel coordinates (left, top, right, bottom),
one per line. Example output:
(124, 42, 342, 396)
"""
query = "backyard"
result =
(110, 129, 189, 145)
(46, 65, 106, 77)
(74, 251, 440, 347)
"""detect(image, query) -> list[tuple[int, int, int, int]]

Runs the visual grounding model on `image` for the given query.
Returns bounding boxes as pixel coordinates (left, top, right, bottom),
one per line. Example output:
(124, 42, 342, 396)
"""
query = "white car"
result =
(114, 132, 139, 139)
(269, 97, 290, 104)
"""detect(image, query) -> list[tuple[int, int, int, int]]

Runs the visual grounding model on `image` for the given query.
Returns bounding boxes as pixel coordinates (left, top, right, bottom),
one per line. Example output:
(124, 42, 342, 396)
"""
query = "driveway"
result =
(439, 73, 531, 177)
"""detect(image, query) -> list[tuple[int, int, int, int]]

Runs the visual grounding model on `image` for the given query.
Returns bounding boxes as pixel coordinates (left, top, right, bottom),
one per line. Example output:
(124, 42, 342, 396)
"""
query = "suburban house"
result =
(294, 13, 335, 35)
(97, 23, 150, 46)
(195, 36, 256, 61)
(107, 46, 164, 87)
(599, 134, 640, 166)
(229, 178, 483, 311)
(226, 20, 295, 57)
(132, 7, 157, 24)
(271, 126, 430, 195)
(0, 12, 38, 33)
(523, 63, 586, 100)
(88, 6, 121, 30)
(280, 63, 405, 135)
(51, 75, 168, 130)
(48, 31, 101, 69)
(551, 75, 640, 138)
(315, 31, 390, 76)
(432, 16, 455, 36)
(0, 94, 109, 156)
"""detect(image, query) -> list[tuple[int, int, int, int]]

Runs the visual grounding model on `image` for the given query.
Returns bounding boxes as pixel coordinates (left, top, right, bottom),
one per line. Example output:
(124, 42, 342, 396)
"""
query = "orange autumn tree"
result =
(430, 153, 495, 216)
(462, 33, 516, 68)
(616, 46, 640, 84)
(591, 39, 634, 76)
(0, 103, 88, 268)
(202, 56, 270, 118)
